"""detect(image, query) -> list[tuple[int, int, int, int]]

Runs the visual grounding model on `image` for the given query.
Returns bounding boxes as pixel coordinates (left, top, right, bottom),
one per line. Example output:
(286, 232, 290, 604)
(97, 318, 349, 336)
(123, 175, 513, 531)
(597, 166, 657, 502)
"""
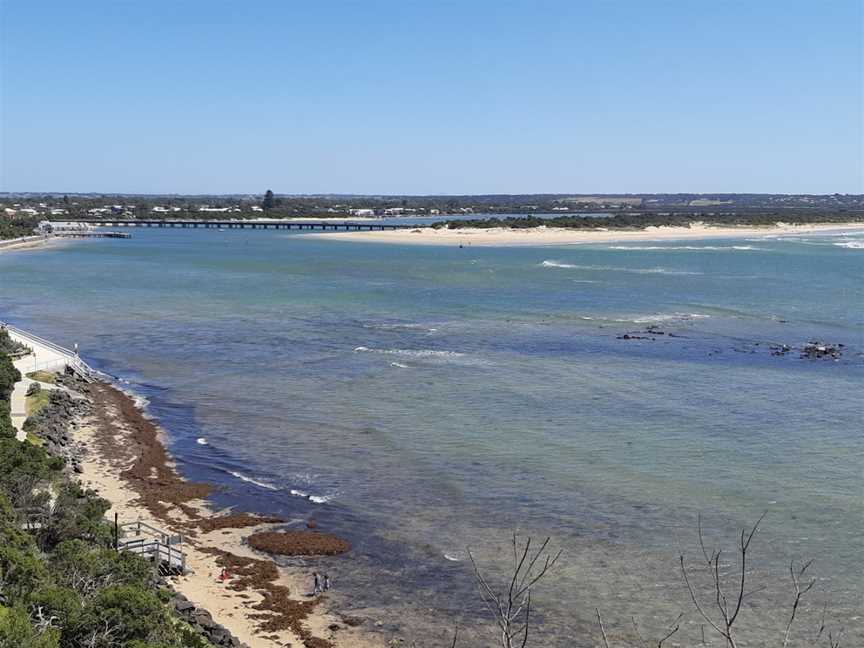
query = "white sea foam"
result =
(363, 322, 438, 332)
(196, 437, 208, 445)
(443, 553, 462, 562)
(835, 240, 864, 249)
(289, 488, 334, 504)
(631, 312, 710, 324)
(541, 261, 701, 275)
(390, 362, 409, 368)
(605, 245, 765, 251)
(540, 260, 578, 269)
(354, 346, 465, 358)
(227, 470, 279, 491)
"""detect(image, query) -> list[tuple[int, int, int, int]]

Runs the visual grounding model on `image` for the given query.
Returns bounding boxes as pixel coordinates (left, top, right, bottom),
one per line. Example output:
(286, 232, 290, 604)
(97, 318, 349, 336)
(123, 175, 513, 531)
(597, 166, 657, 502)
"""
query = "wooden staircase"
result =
(117, 519, 186, 574)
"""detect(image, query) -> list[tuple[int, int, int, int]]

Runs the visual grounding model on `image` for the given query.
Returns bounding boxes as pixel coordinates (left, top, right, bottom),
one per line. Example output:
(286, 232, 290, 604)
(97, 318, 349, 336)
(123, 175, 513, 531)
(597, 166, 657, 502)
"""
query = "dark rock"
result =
(192, 608, 214, 628)
(801, 341, 842, 360)
(174, 598, 195, 612)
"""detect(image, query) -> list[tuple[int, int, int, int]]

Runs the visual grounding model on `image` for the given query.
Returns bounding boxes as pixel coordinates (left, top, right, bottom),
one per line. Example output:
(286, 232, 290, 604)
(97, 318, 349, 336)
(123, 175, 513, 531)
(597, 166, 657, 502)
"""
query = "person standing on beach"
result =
(312, 572, 321, 596)
(323, 573, 331, 591)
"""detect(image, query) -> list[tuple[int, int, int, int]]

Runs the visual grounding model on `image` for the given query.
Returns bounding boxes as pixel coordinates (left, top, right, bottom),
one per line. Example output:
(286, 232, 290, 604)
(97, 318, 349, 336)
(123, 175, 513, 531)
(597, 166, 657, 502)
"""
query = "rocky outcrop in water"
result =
(801, 341, 843, 360)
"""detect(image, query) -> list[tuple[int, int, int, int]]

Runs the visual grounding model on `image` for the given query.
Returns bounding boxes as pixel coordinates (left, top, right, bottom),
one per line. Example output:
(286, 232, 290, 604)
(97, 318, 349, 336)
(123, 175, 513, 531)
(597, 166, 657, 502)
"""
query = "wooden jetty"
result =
(56, 231, 131, 238)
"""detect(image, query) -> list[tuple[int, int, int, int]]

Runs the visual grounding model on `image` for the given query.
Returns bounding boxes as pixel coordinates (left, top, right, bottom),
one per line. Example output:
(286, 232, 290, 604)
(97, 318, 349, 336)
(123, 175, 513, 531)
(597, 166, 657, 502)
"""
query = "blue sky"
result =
(1, 1, 861, 194)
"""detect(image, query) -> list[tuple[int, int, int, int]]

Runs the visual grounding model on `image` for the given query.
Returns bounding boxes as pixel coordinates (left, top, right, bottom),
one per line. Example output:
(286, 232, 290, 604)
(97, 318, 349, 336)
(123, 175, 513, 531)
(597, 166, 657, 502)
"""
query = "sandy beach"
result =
(303, 222, 864, 247)
(72, 380, 384, 648)
(0, 235, 53, 252)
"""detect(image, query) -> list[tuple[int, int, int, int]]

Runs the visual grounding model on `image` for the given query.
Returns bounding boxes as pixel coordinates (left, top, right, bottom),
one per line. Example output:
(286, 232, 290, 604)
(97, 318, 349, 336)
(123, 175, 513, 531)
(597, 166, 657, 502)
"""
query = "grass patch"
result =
(26, 370, 57, 384)
(26, 390, 51, 416)
(26, 431, 44, 446)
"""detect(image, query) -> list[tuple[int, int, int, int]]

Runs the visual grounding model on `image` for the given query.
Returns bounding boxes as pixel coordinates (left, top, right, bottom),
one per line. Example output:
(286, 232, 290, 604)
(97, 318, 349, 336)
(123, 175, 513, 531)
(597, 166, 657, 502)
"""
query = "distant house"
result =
(251, 205, 264, 212)
(349, 208, 375, 216)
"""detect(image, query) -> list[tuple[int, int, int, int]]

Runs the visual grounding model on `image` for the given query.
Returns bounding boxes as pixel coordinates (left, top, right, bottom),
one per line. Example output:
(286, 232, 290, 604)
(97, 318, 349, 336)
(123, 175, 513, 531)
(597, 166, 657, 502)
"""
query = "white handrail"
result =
(1, 322, 95, 380)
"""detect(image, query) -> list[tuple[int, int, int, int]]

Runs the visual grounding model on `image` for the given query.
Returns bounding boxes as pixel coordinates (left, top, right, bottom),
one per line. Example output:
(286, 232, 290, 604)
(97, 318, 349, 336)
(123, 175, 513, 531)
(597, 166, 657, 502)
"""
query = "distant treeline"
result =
(0, 217, 38, 240)
(3, 191, 862, 222)
(435, 211, 864, 230)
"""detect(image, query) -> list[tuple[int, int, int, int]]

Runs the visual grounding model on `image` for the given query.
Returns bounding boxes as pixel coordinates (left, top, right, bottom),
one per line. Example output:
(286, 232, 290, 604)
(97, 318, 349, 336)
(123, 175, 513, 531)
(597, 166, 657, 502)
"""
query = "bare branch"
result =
(782, 558, 816, 648)
(595, 608, 611, 648)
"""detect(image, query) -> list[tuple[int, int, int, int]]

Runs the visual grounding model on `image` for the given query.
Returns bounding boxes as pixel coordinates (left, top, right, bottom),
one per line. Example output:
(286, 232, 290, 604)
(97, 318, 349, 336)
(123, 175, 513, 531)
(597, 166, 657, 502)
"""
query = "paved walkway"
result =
(10, 359, 34, 441)
(5, 328, 73, 442)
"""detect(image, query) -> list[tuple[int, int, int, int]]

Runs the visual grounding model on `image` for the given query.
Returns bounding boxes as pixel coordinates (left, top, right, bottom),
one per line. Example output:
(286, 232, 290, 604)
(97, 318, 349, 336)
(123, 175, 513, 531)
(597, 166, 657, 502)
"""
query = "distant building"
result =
(349, 208, 375, 216)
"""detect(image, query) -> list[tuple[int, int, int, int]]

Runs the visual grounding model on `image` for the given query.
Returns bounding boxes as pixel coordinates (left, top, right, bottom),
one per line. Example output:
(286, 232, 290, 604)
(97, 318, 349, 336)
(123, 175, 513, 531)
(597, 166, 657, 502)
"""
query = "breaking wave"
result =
(631, 312, 710, 324)
(362, 322, 438, 332)
(835, 240, 864, 249)
(605, 245, 765, 251)
(540, 261, 701, 275)
(227, 470, 279, 491)
(289, 489, 334, 504)
(354, 346, 465, 359)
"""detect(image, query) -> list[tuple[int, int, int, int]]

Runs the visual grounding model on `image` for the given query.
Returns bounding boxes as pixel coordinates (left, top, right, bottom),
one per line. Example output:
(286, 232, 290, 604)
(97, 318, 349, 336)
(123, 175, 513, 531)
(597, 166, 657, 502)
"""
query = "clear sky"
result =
(1, 1, 861, 195)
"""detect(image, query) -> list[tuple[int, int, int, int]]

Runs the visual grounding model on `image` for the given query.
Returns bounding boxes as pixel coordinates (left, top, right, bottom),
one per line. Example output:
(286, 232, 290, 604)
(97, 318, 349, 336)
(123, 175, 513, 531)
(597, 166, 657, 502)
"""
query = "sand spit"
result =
(76, 380, 383, 648)
(302, 222, 864, 247)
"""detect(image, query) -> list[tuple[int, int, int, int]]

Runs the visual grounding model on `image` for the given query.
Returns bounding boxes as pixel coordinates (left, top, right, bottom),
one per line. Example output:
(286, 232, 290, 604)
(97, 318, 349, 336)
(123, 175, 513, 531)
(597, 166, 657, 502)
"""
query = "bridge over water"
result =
(67, 219, 414, 231)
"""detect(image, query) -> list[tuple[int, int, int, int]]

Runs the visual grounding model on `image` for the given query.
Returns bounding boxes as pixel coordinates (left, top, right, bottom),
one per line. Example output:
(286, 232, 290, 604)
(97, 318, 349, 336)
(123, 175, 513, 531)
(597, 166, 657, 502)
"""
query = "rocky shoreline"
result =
(23, 366, 381, 648)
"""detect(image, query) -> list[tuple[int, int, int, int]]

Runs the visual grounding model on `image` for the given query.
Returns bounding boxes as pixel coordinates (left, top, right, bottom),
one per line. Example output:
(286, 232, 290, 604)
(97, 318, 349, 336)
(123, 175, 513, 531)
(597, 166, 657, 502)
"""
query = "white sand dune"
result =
(302, 222, 864, 247)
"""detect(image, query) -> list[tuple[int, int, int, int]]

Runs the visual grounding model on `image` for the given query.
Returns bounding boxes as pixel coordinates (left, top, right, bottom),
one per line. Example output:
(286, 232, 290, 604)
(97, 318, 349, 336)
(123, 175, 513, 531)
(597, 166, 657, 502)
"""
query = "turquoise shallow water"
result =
(1, 227, 862, 645)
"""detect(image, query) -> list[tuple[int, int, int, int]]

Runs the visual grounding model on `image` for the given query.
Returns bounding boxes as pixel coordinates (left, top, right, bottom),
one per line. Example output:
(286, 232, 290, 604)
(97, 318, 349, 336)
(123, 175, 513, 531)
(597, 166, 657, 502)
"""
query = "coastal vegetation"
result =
(435, 211, 864, 231)
(0, 216, 38, 240)
(0, 347, 216, 648)
(26, 372, 57, 385)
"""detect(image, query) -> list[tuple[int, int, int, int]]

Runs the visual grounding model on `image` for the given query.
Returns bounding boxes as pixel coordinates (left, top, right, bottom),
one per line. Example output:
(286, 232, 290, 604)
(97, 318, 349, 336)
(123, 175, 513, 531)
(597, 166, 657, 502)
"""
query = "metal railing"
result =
(117, 519, 186, 574)
(0, 322, 94, 381)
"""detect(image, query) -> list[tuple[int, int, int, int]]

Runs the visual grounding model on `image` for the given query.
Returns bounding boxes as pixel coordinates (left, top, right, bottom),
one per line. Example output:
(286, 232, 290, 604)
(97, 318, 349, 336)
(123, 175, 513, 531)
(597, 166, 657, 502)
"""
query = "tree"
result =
(262, 190, 275, 211)
(466, 535, 561, 648)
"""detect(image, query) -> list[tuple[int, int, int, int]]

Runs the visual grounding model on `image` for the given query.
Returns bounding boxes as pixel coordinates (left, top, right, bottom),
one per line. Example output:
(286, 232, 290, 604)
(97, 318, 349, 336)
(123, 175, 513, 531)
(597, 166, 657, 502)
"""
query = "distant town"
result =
(2, 192, 862, 222)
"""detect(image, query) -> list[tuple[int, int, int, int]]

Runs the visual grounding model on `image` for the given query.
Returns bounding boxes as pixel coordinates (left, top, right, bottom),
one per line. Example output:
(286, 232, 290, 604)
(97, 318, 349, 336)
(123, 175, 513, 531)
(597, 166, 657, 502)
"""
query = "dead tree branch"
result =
(467, 534, 561, 648)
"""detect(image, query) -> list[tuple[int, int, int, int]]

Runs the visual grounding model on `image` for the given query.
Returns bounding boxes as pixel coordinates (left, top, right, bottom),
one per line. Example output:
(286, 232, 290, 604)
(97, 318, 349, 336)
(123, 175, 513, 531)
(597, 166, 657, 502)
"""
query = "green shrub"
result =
(0, 544, 48, 603)
(27, 585, 83, 631)
(51, 540, 153, 598)
(0, 353, 20, 401)
(0, 605, 59, 648)
(0, 438, 62, 509)
(0, 401, 14, 440)
(73, 585, 172, 647)
(37, 483, 112, 551)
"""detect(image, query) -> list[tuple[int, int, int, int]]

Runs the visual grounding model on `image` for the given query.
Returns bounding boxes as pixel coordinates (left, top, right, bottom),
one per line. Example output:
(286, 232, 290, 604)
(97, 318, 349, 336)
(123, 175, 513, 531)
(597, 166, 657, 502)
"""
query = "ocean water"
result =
(1, 227, 862, 645)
